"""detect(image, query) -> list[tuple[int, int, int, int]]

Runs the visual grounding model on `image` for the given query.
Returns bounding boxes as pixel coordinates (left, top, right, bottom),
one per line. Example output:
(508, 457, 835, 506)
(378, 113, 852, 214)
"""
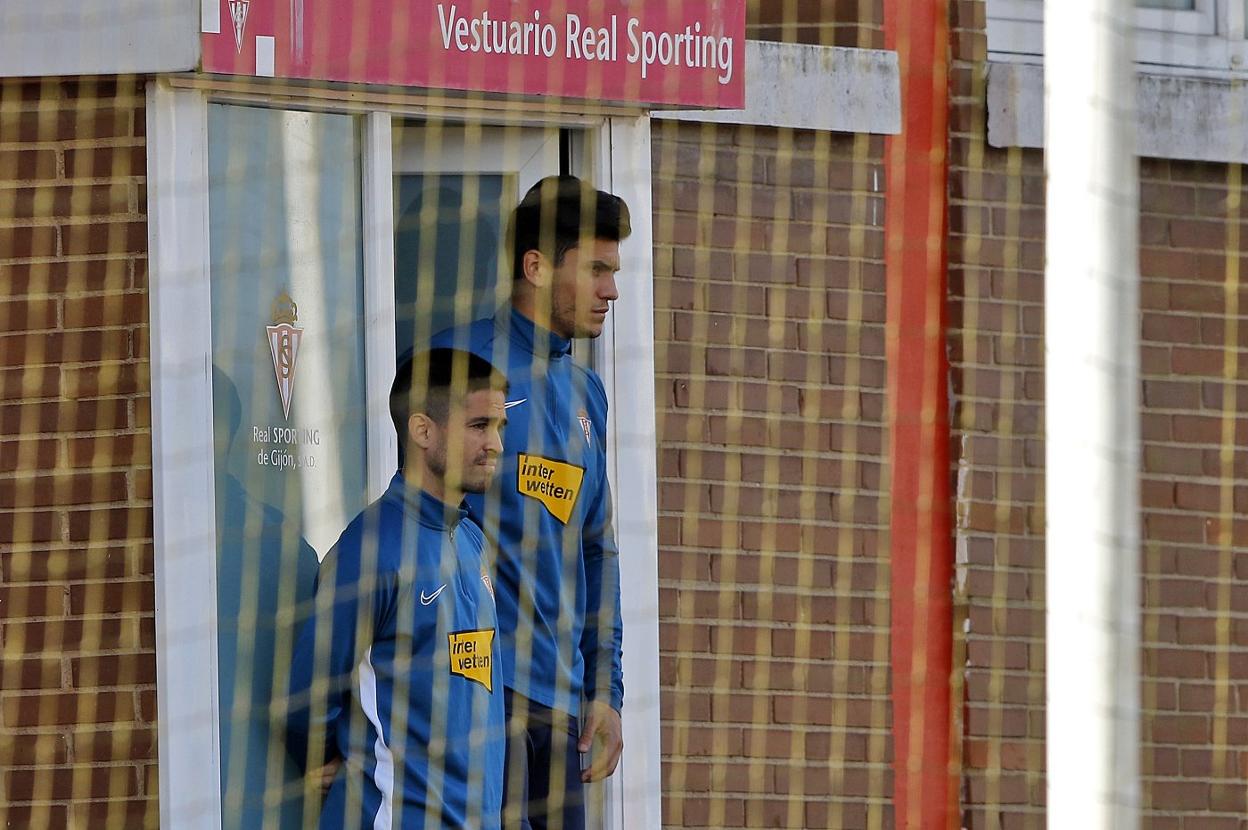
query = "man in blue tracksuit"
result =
(432, 176, 629, 829)
(285, 348, 510, 828)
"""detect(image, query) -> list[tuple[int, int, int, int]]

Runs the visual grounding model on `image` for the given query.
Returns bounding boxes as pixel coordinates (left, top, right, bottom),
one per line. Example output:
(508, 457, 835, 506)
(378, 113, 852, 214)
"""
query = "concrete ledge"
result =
(988, 60, 1248, 164)
(656, 40, 901, 136)
(0, 0, 200, 76)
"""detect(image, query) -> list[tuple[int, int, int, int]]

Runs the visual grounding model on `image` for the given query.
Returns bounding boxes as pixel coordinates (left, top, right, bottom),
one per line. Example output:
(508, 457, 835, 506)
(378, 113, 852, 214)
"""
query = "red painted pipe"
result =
(882, 0, 957, 827)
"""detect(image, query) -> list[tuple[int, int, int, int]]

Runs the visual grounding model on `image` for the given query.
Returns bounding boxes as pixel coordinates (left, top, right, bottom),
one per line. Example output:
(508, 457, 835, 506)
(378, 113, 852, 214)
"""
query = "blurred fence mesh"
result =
(1, 1, 1248, 829)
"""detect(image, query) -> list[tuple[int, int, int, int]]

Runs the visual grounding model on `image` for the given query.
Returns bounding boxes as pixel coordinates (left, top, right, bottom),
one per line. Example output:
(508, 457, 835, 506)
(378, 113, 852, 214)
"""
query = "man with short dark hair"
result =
(432, 175, 630, 829)
(285, 348, 510, 829)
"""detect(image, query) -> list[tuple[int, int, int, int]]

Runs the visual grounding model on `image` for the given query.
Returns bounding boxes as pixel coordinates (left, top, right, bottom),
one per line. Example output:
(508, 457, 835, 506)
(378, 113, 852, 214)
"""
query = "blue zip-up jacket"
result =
(285, 473, 504, 829)
(432, 307, 624, 717)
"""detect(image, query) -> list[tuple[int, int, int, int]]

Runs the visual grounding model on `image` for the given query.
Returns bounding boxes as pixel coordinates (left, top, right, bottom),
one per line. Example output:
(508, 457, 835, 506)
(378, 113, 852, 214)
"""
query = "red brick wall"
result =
(652, 120, 893, 828)
(1136, 158, 1248, 825)
(748, 0, 885, 48)
(949, 2, 1248, 826)
(947, 5, 1048, 826)
(0, 76, 156, 828)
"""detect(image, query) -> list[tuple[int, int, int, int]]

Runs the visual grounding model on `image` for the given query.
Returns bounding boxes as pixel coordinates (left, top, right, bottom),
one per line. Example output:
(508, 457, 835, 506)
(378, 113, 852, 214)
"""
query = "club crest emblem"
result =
(578, 409, 592, 447)
(228, 0, 250, 53)
(266, 292, 303, 421)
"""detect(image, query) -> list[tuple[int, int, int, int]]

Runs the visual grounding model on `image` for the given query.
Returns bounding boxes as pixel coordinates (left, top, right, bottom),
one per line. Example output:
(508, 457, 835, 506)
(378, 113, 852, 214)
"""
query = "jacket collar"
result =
(386, 472, 466, 531)
(500, 304, 571, 360)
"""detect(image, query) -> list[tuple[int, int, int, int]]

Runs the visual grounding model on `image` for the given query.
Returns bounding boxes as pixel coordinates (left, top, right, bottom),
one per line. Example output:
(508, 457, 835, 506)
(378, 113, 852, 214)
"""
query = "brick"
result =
(0, 730, 69, 766)
(0, 224, 58, 259)
(0, 655, 64, 691)
(65, 433, 149, 468)
(69, 653, 157, 689)
(68, 797, 158, 829)
(1143, 513, 1207, 543)
(0, 398, 130, 435)
(0, 296, 58, 330)
(69, 724, 156, 763)
(62, 292, 147, 328)
(1148, 649, 1210, 681)
(0, 803, 69, 828)
(136, 689, 156, 723)
(0, 148, 58, 181)
(4, 183, 132, 220)
(1143, 445, 1207, 476)
(3, 544, 152, 584)
(0, 365, 62, 401)
(0, 435, 59, 472)
(0, 259, 132, 298)
(0, 328, 132, 367)
(1209, 781, 1248, 812)
(1169, 219, 1225, 249)
(1149, 780, 1210, 811)
(59, 220, 147, 257)
(66, 506, 152, 542)
(1171, 414, 1224, 444)
(67, 580, 154, 616)
(1, 691, 136, 727)
(3, 615, 146, 655)
(62, 145, 145, 179)
(0, 583, 68, 617)
(0, 509, 63, 544)
(5, 764, 140, 801)
(1170, 283, 1226, 313)
(1141, 182, 1198, 215)
(61, 362, 148, 399)
(1142, 380, 1202, 409)
(0, 470, 129, 509)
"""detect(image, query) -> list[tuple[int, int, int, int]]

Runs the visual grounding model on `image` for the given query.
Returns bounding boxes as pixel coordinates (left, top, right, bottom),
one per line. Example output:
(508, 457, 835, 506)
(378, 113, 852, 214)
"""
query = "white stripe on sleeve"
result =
(358, 647, 395, 830)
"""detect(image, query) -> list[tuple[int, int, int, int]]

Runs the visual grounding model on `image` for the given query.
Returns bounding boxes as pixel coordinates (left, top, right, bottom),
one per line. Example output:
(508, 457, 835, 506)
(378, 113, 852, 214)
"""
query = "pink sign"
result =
(203, 0, 745, 108)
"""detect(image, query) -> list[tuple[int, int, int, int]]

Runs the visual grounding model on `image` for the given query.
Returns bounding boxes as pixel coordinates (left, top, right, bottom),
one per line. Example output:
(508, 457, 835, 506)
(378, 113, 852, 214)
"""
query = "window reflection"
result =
(207, 103, 369, 829)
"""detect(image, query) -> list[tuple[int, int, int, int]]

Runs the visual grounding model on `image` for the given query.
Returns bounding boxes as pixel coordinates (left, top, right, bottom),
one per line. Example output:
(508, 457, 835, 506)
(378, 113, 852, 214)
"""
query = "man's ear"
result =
(522, 250, 550, 289)
(408, 412, 435, 450)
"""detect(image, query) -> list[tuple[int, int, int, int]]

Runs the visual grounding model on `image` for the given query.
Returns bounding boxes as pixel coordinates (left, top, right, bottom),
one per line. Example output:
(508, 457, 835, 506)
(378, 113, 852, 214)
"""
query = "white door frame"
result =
(595, 115, 663, 830)
(147, 79, 221, 830)
(146, 79, 661, 829)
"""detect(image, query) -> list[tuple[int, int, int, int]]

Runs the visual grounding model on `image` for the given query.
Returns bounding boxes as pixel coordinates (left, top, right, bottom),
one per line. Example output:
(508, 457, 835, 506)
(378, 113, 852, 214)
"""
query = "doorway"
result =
(148, 84, 659, 829)
(390, 121, 590, 359)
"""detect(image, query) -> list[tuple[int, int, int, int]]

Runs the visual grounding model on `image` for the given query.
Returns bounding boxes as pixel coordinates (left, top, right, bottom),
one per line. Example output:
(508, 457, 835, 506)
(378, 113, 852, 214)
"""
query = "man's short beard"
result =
(459, 455, 494, 494)
(425, 444, 447, 480)
(460, 475, 490, 495)
(425, 443, 492, 495)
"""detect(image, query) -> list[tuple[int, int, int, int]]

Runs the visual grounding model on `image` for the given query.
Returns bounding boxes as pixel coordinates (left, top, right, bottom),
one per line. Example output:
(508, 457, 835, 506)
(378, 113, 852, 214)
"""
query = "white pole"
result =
(1044, 0, 1141, 827)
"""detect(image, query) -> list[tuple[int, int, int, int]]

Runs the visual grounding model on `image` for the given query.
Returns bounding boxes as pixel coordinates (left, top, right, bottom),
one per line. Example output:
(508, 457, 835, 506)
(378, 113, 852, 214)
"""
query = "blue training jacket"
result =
(285, 473, 504, 830)
(432, 306, 624, 718)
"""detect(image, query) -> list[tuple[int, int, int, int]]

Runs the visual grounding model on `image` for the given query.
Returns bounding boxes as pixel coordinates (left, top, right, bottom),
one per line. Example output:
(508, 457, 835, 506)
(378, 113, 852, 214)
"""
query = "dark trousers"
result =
(502, 690, 586, 830)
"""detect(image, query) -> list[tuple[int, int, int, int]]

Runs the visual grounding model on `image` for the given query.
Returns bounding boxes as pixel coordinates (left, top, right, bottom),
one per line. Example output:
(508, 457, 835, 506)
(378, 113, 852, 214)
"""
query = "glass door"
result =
(206, 102, 371, 829)
(391, 121, 619, 827)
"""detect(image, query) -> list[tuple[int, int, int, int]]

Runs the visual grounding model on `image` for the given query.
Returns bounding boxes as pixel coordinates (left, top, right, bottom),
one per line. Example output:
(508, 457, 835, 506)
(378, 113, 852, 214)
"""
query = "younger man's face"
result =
(547, 237, 621, 340)
(424, 388, 507, 495)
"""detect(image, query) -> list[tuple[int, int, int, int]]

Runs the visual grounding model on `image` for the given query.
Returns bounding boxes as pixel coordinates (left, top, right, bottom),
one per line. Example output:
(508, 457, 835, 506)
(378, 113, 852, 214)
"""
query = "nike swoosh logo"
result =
(504, 399, 527, 409)
(419, 585, 446, 606)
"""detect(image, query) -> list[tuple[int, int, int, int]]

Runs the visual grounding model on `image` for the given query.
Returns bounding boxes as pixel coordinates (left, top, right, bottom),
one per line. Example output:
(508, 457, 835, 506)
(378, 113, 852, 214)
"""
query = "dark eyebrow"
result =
(591, 260, 619, 271)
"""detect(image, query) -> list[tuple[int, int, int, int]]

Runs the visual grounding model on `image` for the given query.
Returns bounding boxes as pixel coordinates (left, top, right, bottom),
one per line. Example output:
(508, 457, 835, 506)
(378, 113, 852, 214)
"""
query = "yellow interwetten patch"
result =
(448, 628, 495, 692)
(516, 453, 584, 523)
